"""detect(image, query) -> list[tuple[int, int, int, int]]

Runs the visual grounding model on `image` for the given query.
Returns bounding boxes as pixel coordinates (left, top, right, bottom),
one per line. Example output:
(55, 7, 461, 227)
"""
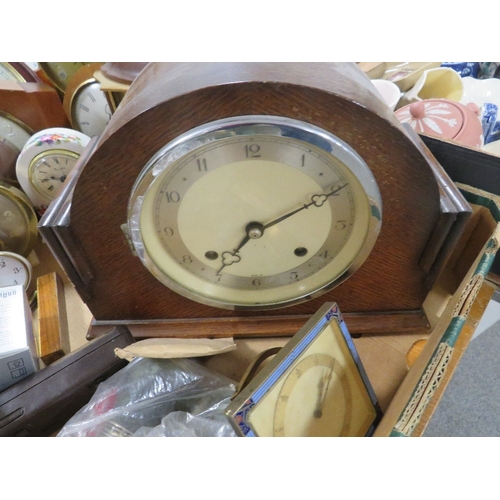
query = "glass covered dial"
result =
(29, 149, 79, 201)
(128, 116, 382, 310)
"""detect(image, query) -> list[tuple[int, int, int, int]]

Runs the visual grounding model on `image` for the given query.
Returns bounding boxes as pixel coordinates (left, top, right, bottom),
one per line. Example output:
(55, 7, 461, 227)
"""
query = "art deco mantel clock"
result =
(39, 62, 470, 339)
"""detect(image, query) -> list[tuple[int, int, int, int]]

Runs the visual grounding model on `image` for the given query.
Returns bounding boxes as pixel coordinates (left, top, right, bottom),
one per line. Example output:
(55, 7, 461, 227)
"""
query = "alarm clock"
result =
(39, 63, 471, 338)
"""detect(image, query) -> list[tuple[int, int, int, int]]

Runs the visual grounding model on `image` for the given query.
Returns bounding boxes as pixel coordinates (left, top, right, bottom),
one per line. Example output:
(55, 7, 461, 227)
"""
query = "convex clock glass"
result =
(128, 115, 382, 310)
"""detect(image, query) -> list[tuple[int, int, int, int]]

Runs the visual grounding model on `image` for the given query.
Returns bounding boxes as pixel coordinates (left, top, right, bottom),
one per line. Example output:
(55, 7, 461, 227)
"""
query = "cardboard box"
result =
(0, 285, 38, 392)
(202, 183, 500, 436)
(20, 180, 498, 437)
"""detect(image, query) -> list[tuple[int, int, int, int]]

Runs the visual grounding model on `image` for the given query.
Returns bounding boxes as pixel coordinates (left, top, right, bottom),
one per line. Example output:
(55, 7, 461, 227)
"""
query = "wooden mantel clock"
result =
(39, 62, 470, 339)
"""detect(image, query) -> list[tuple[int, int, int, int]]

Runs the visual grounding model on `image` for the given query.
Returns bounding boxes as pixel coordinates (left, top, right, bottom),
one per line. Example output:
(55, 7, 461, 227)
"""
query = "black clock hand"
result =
(216, 183, 348, 275)
(263, 183, 349, 230)
(215, 223, 258, 275)
(313, 367, 334, 418)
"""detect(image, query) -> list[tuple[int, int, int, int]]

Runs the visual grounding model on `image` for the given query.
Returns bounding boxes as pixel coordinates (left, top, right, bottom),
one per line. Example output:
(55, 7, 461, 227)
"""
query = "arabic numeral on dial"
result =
(330, 184, 343, 195)
(163, 227, 174, 236)
(245, 144, 261, 158)
(165, 191, 181, 203)
(182, 255, 193, 264)
(290, 271, 299, 281)
(252, 278, 261, 286)
(196, 158, 207, 171)
(335, 220, 347, 230)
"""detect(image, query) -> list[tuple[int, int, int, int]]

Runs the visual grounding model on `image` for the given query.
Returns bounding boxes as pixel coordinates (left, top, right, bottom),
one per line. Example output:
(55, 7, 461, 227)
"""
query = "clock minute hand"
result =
(263, 183, 349, 230)
(215, 184, 348, 275)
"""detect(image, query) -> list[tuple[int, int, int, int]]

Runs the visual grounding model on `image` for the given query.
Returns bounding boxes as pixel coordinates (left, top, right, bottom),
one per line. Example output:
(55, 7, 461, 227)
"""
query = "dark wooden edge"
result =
(87, 309, 431, 340)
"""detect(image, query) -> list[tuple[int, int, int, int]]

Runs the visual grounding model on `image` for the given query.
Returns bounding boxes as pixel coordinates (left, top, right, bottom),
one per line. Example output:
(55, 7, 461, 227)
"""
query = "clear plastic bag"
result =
(57, 357, 237, 437)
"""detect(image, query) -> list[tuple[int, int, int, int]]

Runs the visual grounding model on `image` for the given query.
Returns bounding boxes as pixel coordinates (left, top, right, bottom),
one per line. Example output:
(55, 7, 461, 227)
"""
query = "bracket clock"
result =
(39, 63, 470, 339)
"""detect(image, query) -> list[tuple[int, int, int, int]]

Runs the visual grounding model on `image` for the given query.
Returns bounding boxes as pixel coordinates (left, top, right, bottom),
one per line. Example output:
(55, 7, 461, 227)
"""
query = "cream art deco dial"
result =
(128, 115, 382, 310)
(225, 302, 381, 437)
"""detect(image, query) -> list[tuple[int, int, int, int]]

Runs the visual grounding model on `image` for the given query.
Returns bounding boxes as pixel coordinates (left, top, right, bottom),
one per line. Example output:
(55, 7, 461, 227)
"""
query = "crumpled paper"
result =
(114, 337, 236, 361)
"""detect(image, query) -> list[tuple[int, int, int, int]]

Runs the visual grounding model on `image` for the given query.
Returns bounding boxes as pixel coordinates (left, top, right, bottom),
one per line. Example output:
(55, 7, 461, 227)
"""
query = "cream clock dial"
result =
(0, 251, 32, 288)
(0, 63, 23, 81)
(0, 181, 38, 257)
(29, 149, 79, 200)
(225, 302, 381, 437)
(0, 112, 32, 152)
(128, 115, 382, 310)
(16, 127, 91, 214)
(0, 111, 32, 184)
(0, 62, 40, 83)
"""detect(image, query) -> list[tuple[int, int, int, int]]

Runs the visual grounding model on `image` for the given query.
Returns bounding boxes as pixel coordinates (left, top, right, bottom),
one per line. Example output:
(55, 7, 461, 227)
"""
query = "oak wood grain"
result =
(51, 63, 458, 336)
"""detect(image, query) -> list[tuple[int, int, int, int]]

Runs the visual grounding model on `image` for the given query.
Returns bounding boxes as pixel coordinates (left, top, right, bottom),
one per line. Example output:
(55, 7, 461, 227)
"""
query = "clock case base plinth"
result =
(39, 63, 471, 339)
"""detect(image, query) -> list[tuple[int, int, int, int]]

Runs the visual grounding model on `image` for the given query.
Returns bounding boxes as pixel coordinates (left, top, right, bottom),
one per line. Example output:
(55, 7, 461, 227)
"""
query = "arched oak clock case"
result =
(40, 63, 470, 338)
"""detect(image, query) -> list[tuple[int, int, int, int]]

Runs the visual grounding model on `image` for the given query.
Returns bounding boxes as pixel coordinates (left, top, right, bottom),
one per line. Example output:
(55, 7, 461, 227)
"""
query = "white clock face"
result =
(71, 80, 112, 137)
(0, 112, 31, 153)
(0, 63, 24, 81)
(0, 252, 31, 288)
(129, 115, 382, 310)
(29, 149, 79, 200)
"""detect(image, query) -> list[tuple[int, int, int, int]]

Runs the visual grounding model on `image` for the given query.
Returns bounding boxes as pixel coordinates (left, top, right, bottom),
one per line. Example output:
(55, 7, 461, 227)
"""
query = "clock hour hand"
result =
(216, 220, 265, 274)
(313, 367, 334, 418)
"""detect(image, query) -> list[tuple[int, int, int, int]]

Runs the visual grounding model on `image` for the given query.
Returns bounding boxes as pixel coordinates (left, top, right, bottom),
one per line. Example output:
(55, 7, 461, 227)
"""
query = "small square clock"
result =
(225, 303, 382, 437)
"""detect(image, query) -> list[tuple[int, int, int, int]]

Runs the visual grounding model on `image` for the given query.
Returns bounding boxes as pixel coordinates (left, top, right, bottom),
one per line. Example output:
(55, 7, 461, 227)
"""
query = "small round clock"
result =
(16, 127, 90, 214)
(0, 180, 38, 257)
(0, 251, 32, 288)
(63, 63, 112, 137)
(128, 115, 382, 311)
(0, 111, 33, 185)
